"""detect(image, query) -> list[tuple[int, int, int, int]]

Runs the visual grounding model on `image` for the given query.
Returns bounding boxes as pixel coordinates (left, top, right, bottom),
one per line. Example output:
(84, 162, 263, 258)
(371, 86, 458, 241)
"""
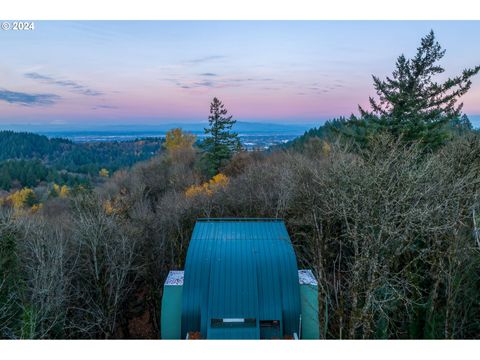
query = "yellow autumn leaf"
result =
(185, 173, 229, 198)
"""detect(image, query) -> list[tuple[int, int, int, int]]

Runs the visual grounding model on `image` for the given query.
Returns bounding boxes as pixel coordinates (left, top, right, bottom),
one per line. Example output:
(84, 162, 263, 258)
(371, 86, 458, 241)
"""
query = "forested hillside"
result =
(1, 31, 479, 340)
(0, 131, 71, 160)
(0, 131, 163, 190)
(286, 114, 476, 152)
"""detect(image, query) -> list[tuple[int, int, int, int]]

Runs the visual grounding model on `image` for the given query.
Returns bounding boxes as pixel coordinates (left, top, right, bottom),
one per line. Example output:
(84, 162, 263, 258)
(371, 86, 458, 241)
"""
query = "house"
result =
(161, 218, 320, 339)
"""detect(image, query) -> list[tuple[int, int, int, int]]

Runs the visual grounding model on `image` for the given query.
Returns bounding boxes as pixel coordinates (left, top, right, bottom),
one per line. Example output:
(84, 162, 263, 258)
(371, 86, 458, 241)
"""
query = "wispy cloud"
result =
(194, 81, 215, 88)
(306, 81, 345, 94)
(186, 55, 226, 64)
(171, 76, 276, 90)
(91, 104, 118, 110)
(229, 77, 274, 83)
(24, 72, 103, 96)
(0, 88, 60, 106)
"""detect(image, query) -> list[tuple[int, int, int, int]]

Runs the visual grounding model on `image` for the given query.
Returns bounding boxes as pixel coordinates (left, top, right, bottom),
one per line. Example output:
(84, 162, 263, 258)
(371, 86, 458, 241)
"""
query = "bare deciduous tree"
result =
(68, 194, 139, 338)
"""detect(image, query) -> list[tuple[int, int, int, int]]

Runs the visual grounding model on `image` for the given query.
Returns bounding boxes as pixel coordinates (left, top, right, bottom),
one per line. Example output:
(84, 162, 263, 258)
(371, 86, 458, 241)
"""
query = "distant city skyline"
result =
(1, 21, 480, 127)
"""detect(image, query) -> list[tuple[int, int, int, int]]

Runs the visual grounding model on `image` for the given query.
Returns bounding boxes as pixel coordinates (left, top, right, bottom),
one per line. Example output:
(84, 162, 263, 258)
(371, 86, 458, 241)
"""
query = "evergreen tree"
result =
(449, 113, 473, 135)
(358, 30, 480, 148)
(202, 97, 241, 176)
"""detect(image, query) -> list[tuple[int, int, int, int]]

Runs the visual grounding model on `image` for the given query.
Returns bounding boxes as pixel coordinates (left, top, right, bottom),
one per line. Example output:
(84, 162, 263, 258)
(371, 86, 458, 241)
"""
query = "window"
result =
(210, 318, 256, 328)
(260, 320, 280, 328)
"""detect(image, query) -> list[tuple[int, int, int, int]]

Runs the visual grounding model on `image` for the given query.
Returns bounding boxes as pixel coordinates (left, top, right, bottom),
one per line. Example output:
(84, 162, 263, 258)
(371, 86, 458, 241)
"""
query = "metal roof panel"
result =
(181, 219, 301, 339)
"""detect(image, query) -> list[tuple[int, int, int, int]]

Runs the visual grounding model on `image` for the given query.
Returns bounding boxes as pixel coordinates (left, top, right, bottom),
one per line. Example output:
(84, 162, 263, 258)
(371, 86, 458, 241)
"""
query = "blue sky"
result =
(0, 21, 479, 127)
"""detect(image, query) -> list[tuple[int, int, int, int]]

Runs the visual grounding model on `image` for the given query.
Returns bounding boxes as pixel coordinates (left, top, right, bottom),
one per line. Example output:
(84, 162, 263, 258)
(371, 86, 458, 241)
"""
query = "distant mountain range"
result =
(1, 115, 478, 140)
(0, 121, 314, 136)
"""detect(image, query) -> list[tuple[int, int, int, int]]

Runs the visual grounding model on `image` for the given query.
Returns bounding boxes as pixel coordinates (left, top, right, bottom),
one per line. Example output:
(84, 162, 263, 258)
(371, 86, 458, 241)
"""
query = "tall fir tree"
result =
(356, 30, 480, 148)
(202, 97, 241, 176)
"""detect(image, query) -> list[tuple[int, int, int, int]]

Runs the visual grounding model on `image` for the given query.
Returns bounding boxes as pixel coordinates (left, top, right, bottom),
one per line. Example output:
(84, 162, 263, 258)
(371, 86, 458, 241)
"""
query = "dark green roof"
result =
(181, 218, 301, 339)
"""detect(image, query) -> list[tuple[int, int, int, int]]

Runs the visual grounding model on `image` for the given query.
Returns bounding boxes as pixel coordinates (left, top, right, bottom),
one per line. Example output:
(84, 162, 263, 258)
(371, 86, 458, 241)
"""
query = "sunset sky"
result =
(1, 21, 479, 128)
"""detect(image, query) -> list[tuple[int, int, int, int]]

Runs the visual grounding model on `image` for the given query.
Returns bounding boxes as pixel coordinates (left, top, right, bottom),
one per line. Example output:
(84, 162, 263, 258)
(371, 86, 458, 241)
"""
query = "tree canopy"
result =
(164, 128, 196, 153)
(202, 97, 241, 176)
(354, 30, 480, 148)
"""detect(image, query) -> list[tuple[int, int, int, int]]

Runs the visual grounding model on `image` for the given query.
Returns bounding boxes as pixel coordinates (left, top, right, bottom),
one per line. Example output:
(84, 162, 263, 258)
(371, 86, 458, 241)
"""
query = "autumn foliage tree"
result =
(185, 173, 229, 198)
(99, 168, 109, 178)
(164, 128, 196, 153)
(5, 188, 37, 210)
(52, 184, 70, 198)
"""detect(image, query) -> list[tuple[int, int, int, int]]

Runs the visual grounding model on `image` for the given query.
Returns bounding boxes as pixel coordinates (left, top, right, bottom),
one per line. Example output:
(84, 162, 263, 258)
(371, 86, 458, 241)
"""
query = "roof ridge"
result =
(197, 218, 283, 222)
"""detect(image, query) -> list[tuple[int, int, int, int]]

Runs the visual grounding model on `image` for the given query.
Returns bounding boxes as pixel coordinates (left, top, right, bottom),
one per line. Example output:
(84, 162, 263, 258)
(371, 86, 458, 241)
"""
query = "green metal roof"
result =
(181, 218, 301, 339)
